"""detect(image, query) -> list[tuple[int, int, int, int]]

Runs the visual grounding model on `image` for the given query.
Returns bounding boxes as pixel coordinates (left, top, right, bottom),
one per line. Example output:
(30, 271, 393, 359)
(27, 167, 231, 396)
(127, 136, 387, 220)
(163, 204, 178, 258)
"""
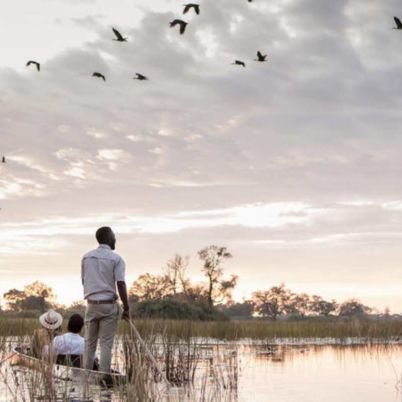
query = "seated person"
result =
(31, 309, 63, 358)
(52, 313, 84, 367)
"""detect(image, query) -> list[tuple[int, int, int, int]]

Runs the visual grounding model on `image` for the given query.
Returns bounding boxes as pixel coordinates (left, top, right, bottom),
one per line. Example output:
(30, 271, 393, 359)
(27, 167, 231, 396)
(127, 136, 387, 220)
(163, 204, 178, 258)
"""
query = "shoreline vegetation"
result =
(1, 316, 402, 340)
(1, 247, 389, 325)
(2, 321, 400, 402)
(1, 247, 397, 343)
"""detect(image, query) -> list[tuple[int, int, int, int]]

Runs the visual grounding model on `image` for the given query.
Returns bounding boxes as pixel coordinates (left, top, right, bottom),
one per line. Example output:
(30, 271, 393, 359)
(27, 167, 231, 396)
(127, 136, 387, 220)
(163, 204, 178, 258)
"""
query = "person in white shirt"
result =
(81, 227, 129, 373)
(53, 314, 84, 358)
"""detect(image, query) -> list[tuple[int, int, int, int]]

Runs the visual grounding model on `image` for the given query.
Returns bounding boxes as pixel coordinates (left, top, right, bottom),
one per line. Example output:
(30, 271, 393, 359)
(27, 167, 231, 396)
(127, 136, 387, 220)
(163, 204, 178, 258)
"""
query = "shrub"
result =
(131, 299, 228, 321)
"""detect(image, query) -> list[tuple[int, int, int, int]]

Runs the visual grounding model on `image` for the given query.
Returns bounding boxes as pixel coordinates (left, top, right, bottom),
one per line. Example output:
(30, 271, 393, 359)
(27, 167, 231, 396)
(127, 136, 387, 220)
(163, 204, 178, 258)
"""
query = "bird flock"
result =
(24, 1, 269, 83)
(5, 10, 402, 167)
(6, 1, 264, 169)
(23, 10, 402, 83)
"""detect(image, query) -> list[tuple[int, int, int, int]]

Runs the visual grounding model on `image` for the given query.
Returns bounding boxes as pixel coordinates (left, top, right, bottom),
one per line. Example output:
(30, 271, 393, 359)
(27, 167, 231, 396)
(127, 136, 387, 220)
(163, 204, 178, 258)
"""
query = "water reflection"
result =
(2, 341, 402, 401)
(243, 344, 402, 402)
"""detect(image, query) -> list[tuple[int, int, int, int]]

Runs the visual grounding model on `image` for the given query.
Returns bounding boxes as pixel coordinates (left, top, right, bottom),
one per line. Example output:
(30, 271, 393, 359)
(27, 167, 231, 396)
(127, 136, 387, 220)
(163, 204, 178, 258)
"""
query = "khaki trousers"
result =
(83, 303, 119, 373)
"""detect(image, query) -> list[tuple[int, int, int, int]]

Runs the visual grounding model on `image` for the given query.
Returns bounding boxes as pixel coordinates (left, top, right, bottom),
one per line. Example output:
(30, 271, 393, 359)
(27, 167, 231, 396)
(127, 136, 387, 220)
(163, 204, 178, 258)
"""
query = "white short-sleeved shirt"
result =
(81, 244, 126, 301)
(53, 332, 84, 355)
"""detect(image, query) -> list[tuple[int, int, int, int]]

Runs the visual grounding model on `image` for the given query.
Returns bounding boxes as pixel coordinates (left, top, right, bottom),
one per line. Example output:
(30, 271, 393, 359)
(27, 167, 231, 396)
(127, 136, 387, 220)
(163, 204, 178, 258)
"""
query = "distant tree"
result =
(198, 245, 234, 309)
(20, 295, 48, 312)
(132, 299, 228, 321)
(286, 292, 310, 316)
(128, 293, 140, 305)
(338, 299, 372, 317)
(129, 273, 173, 301)
(24, 281, 56, 305)
(252, 284, 289, 320)
(3, 289, 26, 311)
(164, 254, 189, 295)
(3, 281, 56, 312)
(216, 275, 238, 305)
(252, 290, 279, 320)
(221, 301, 254, 319)
(309, 295, 337, 316)
(182, 283, 208, 303)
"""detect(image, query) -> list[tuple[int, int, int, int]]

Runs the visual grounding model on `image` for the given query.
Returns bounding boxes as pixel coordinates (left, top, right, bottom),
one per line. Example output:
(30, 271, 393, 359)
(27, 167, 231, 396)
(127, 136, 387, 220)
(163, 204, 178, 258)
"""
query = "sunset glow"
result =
(1, 0, 402, 312)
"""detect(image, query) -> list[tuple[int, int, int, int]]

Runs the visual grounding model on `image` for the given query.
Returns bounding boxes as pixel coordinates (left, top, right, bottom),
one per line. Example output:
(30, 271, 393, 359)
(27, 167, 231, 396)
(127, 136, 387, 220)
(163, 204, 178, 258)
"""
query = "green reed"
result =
(118, 317, 402, 341)
(1, 316, 402, 340)
(0, 331, 239, 401)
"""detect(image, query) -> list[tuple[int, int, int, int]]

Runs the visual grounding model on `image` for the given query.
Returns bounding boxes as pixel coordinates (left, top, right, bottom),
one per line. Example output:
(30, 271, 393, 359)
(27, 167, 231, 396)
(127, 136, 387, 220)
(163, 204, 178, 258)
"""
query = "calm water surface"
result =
(2, 340, 402, 401)
(238, 344, 402, 402)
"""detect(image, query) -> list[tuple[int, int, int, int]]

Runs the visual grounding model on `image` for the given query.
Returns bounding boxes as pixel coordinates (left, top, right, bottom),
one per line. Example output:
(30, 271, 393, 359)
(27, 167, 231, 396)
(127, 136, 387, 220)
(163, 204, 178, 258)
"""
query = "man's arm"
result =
(117, 281, 130, 320)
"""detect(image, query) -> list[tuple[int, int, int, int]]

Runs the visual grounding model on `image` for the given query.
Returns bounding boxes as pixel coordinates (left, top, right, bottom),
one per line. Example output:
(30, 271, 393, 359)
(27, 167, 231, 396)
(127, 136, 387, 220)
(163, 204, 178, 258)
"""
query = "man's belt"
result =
(87, 299, 115, 304)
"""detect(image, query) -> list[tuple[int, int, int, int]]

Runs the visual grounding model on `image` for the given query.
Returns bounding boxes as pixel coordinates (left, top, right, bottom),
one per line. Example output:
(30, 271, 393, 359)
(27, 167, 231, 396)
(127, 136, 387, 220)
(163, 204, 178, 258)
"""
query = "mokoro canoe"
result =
(10, 346, 126, 386)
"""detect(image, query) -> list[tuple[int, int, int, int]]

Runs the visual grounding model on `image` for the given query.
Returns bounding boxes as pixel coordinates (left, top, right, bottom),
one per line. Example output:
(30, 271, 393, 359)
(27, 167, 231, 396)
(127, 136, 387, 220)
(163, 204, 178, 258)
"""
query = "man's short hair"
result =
(96, 226, 113, 244)
(67, 314, 84, 334)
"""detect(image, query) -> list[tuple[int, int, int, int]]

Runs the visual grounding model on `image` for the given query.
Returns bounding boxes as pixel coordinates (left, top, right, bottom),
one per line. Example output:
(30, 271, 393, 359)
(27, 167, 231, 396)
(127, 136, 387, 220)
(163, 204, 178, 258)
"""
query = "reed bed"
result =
(116, 318, 402, 341)
(1, 325, 402, 401)
(3, 315, 400, 401)
(1, 317, 402, 340)
(0, 325, 240, 401)
(0, 319, 40, 338)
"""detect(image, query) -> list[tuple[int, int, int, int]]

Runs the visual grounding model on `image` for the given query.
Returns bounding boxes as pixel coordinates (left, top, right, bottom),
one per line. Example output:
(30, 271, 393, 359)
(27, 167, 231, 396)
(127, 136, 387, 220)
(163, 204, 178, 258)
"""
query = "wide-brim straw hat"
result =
(39, 309, 63, 330)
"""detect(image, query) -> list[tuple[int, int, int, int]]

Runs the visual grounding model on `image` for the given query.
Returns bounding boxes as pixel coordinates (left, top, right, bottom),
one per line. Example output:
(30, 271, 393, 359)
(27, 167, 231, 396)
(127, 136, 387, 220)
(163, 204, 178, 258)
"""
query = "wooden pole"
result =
(127, 319, 170, 389)
(0, 352, 15, 366)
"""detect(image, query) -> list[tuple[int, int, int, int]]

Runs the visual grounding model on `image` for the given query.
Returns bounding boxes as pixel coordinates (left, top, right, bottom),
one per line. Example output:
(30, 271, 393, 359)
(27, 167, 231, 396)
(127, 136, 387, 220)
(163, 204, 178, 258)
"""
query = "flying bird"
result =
(255, 51, 267, 62)
(26, 60, 40, 71)
(232, 60, 246, 67)
(92, 72, 106, 81)
(393, 17, 402, 29)
(112, 27, 127, 42)
(170, 19, 188, 35)
(133, 73, 148, 81)
(183, 4, 200, 15)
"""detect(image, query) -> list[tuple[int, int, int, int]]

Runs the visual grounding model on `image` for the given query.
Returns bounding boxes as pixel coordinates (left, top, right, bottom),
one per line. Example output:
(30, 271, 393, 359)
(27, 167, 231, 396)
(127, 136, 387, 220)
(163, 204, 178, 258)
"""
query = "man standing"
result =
(81, 226, 130, 373)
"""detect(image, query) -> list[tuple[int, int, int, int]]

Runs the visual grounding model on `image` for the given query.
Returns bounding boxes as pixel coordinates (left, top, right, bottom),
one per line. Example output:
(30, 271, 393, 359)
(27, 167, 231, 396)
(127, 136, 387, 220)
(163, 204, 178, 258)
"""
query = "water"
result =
(237, 345, 402, 402)
(2, 340, 402, 401)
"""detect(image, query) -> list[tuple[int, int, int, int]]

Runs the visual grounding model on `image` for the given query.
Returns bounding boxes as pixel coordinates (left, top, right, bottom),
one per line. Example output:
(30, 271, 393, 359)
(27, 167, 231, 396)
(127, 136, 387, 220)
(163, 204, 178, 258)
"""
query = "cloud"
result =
(0, 202, 322, 244)
(1, 200, 401, 250)
(2, 0, 402, 310)
(2, 0, 401, 207)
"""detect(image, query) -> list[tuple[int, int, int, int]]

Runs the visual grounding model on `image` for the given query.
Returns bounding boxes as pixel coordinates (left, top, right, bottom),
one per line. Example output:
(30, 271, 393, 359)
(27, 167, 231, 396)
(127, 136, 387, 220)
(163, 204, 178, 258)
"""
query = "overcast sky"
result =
(1, 0, 402, 311)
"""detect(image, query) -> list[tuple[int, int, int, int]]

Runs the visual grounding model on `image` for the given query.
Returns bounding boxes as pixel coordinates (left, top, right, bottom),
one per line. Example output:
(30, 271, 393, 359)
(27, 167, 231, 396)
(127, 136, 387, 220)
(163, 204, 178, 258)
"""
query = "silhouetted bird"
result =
(393, 17, 402, 29)
(170, 19, 188, 34)
(133, 73, 148, 81)
(92, 72, 106, 81)
(183, 4, 200, 15)
(255, 51, 267, 62)
(112, 27, 127, 42)
(1, 156, 5, 163)
(232, 60, 246, 67)
(26, 60, 40, 71)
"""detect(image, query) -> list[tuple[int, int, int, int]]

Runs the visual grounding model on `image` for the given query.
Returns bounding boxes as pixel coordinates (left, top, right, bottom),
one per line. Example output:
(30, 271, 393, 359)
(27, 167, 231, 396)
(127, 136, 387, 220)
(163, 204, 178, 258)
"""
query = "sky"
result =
(1, 0, 402, 311)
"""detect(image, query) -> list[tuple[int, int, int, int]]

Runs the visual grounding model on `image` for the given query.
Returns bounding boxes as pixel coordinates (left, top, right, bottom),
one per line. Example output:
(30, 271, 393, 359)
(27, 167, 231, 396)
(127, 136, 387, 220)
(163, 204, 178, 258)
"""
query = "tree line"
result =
(1, 245, 376, 320)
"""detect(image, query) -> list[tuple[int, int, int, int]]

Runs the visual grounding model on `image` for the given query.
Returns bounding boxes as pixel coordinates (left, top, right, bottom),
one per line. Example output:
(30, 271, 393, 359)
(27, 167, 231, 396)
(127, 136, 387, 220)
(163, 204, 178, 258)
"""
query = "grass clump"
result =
(2, 316, 402, 341)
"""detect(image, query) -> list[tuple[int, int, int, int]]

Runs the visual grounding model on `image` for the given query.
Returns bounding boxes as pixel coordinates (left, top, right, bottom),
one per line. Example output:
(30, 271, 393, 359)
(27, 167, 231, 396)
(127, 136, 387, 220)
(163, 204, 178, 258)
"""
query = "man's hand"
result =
(121, 309, 130, 321)
(117, 281, 130, 320)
